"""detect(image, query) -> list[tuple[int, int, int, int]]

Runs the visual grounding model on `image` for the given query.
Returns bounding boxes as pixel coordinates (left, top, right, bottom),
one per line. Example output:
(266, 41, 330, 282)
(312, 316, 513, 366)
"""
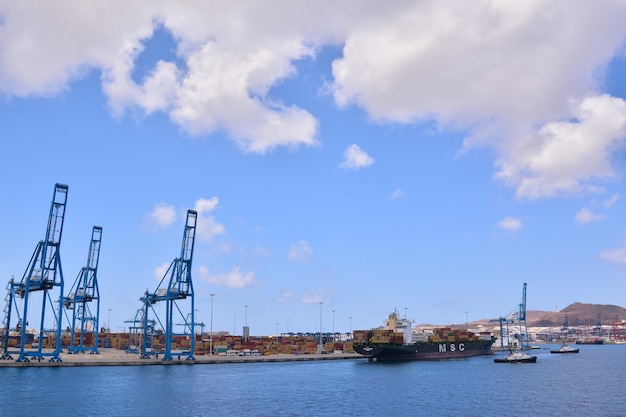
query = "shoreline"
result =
(0, 349, 362, 368)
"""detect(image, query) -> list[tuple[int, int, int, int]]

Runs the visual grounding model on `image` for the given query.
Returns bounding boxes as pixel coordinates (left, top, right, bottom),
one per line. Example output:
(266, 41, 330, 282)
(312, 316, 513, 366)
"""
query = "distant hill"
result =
(436, 302, 626, 329)
(525, 302, 626, 327)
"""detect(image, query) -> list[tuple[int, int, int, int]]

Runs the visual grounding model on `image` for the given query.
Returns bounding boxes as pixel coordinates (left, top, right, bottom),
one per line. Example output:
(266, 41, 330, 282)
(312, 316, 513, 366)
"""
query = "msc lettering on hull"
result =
(438, 343, 466, 353)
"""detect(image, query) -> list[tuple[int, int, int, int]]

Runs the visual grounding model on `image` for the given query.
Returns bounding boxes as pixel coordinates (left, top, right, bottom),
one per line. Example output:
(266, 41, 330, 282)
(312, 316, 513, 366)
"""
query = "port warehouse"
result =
(3, 332, 355, 356)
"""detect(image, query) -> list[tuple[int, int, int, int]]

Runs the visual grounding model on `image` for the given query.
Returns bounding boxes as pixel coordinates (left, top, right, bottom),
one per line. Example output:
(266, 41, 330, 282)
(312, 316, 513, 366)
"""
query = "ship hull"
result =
(575, 339, 603, 345)
(353, 340, 493, 361)
(550, 348, 579, 354)
(494, 356, 537, 363)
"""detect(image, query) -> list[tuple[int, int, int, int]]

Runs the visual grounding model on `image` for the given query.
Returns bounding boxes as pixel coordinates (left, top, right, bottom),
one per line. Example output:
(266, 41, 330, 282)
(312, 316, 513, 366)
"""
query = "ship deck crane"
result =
(1, 183, 68, 362)
(140, 209, 197, 361)
(63, 226, 102, 354)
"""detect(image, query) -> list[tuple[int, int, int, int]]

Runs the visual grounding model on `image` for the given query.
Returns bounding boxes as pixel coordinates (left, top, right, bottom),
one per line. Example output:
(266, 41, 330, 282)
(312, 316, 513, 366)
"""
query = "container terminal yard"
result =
(0, 332, 359, 368)
(0, 183, 360, 367)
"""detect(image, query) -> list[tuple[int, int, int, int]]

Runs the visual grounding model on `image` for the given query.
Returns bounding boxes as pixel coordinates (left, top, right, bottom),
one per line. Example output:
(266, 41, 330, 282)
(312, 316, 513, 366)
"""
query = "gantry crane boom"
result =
(63, 226, 102, 354)
(518, 282, 529, 347)
(2, 183, 68, 362)
(141, 209, 197, 361)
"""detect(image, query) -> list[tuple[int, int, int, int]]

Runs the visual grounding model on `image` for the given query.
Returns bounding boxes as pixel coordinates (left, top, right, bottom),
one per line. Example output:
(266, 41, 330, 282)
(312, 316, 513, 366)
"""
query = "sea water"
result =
(0, 344, 624, 417)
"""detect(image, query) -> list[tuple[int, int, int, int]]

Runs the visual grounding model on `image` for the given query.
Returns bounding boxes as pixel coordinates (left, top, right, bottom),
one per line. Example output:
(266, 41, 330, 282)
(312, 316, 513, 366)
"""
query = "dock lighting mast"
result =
(209, 293, 214, 356)
(141, 210, 197, 361)
(2, 184, 68, 362)
(318, 302, 323, 353)
(63, 226, 102, 354)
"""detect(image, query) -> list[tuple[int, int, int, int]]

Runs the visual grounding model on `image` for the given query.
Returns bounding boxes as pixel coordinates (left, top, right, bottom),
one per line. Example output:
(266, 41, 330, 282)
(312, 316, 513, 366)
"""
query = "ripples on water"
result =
(1, 344, 624, 417)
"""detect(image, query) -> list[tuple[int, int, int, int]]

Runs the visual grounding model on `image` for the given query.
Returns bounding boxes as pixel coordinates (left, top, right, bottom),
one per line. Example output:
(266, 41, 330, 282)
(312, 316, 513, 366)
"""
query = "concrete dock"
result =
(0, 349, 362, 367)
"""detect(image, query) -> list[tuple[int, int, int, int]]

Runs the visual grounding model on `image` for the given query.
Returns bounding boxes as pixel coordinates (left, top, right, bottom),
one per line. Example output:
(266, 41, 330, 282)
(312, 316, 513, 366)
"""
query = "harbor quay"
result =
(0, 331, 360, 367)
(0, 348, 361, 368)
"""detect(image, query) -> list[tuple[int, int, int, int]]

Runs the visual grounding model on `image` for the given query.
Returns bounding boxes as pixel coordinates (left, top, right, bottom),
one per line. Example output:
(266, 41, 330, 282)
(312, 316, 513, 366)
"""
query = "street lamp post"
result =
(349, 316, 352, 340)
(108, 308, 111, 333)
(210, 294, 215, 355)
(332, 310, 335, 342)
(244, 305, 248, 342)
(319, 302, 323, 353)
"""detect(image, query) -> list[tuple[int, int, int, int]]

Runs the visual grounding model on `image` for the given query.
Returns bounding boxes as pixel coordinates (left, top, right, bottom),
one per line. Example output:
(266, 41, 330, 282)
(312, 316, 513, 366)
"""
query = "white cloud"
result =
(331, 3, 626, 124)
(389, 188, 406, 199)
(217, 241, 232, 252)
(153, 262, 171, 281)
(575, 208, 604, 225)
(254, 246, 270, 257)
(288, 240, 313, 261)
(494, 95, 626, 199)
(599, 247, 626, 263)
(2, 2, 626, 193)
(145, 202, 177, 230)
(329, 2, 626, 198)
(194, 197, 226, 242)
(300, 289, 325, 304)
(498, 216, 523, 233)
(338, 144, 374, 171)
(198, 265, 256, 288)
(166, 41, 320, 154)
(604, 193, 620, 208)
(194, 196, 219, 213)
(0, 1, 326, 154)
(277, 289, 294, 302)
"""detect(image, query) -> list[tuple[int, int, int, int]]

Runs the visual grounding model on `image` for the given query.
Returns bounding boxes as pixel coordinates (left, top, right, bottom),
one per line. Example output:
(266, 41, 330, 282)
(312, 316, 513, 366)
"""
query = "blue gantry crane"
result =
(1, 183, 68, 362)
(558, 313, 570, 343)
(63, 226, 102, 354)
(491, 282, 530, 349)
(124, 306, 157, 355)
(140, 209, 197, 361)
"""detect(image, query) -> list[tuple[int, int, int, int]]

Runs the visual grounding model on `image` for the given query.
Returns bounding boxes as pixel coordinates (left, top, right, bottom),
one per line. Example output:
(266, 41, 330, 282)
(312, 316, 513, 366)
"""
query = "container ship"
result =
(352, 311, 494, 361)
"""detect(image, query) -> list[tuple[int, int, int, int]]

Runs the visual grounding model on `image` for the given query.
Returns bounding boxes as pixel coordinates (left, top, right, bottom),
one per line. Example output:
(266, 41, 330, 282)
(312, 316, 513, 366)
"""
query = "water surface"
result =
(1, 344, 622, 416)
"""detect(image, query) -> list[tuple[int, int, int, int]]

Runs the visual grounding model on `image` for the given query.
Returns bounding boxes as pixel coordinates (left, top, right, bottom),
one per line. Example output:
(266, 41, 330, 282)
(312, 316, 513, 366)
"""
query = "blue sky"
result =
(2, 2, 626, 335)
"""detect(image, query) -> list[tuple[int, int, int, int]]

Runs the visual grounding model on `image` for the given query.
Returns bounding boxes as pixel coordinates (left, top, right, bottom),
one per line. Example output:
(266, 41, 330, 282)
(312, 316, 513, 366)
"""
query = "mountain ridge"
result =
(419, 302, 626, 328)
(524, 302, 626, 327)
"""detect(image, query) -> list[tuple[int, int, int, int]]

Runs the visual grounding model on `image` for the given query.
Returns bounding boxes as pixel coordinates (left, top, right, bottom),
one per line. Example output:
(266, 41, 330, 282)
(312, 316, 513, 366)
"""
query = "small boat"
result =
(550, 343, 579, 354)
(551, 314, 579, 353)
(494, 349, 537, 363)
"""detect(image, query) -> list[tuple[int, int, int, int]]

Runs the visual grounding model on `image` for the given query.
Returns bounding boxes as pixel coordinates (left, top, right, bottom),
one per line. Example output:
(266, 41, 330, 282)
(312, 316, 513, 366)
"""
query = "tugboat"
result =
(550, 314, 579, 354)
(352, 310, 494, 362)
(493, 348, 537, 363)
(550, 344, 579, 354)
